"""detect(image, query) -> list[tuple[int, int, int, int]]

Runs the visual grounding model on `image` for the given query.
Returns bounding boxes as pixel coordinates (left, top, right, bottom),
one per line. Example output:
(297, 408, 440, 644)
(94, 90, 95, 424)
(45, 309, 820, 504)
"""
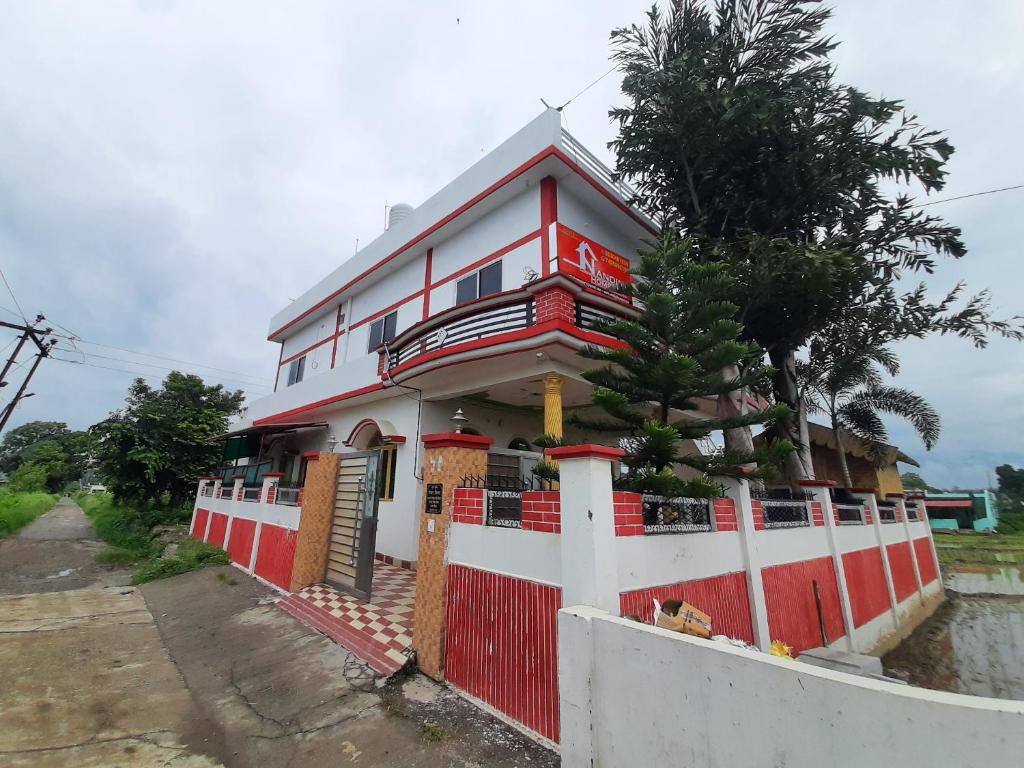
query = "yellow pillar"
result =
(543, 372, 563, 441)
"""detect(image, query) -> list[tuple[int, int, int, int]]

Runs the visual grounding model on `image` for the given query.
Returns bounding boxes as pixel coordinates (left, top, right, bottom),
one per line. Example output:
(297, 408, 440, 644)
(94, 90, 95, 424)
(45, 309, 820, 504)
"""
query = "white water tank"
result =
(388, 203, 413, 229)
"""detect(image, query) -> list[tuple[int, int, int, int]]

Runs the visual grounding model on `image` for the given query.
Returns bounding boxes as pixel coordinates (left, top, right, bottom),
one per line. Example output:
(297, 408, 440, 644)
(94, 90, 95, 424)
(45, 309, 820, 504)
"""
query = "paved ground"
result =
(0, 499, 558, 767)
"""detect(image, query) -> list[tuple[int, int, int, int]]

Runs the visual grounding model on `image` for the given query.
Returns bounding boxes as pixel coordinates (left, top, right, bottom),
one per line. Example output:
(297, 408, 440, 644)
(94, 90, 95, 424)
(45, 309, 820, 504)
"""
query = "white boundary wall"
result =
(560, 605, 1024, 768)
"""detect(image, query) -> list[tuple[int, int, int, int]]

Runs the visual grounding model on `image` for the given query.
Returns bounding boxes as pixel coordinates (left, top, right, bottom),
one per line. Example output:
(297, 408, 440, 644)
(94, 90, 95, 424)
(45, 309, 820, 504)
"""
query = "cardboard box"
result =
(655, 599, 712, 639)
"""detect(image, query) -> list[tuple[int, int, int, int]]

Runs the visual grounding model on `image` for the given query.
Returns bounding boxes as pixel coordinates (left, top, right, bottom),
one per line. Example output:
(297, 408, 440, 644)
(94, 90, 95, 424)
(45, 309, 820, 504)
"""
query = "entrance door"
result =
(325, 451, 381, 601)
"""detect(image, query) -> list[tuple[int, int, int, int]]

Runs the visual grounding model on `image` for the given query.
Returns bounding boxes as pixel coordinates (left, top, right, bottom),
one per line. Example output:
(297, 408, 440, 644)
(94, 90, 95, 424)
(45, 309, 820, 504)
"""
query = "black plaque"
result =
(426, 483, 444, 514)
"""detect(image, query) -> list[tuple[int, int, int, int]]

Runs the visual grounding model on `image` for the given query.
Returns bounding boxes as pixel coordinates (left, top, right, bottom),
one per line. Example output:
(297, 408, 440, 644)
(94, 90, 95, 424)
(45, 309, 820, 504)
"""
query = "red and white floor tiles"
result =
(277, 562, 416, 675)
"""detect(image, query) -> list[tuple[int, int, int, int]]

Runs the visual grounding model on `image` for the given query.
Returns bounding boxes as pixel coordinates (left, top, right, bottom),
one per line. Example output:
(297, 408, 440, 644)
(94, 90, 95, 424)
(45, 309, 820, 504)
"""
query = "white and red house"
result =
(190, 109, 944, 746)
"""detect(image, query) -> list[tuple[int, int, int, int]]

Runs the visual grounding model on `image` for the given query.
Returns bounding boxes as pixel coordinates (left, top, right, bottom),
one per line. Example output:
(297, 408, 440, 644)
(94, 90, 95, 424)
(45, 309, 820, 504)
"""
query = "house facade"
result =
(230, 108, 655, 567)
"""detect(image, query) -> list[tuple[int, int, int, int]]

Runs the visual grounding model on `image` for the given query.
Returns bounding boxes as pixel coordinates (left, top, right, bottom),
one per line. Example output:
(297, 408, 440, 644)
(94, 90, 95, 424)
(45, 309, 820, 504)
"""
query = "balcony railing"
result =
(560, 128, 639, 204)
(388, 299, 535, 370)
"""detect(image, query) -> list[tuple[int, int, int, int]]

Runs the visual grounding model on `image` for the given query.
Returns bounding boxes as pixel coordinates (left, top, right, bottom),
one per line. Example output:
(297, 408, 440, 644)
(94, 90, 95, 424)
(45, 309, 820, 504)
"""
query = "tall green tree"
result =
(90, 372, 244, 506)
(609, 0, 1016, 482)
(0, 420, 92, 491)
(0, 421, 71, 472)
(571, 233, 791, 497)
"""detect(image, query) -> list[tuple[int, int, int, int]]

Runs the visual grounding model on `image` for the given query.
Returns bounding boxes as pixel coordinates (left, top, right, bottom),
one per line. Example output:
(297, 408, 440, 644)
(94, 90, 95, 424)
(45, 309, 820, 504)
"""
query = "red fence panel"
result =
(192, 508, 210, 541)
(762, 556, 846, 653)
(619, 571, 755, 644)
(227, 518, 257, 569)
(206, 513, 229, 548)
(886, 542, 917, 602)
(254, 524, 297, 590)
(914, 537, 939, 584)
(445, 564, 561, 743)
(842, 547, 891, 627)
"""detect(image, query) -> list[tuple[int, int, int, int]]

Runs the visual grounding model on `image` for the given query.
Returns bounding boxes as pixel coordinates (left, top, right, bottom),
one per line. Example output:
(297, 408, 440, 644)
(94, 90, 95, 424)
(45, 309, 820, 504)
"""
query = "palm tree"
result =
(800, 345, 939, 490)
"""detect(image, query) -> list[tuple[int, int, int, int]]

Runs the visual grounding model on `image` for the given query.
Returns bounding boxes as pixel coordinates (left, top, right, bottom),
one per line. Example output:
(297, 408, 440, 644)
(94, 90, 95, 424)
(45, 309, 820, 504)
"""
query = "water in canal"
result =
(884, 564, 1024, 700)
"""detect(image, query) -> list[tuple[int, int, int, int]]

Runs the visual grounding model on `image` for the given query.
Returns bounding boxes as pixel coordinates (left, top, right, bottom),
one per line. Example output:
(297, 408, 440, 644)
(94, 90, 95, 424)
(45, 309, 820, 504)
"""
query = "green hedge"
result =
(0, 491, 57, 537)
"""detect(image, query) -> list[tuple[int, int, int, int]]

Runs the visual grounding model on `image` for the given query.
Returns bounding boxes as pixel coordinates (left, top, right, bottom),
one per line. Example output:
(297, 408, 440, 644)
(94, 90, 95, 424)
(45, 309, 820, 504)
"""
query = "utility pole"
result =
(0, 338, 56, 434)
(0, 314, 45, 388)
(0, 315, 55, 435)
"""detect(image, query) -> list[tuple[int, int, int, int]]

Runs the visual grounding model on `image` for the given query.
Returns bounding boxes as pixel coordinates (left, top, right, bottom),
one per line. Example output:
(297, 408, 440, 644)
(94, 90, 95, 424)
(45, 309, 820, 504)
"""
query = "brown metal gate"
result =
(325, 451, 381, 601)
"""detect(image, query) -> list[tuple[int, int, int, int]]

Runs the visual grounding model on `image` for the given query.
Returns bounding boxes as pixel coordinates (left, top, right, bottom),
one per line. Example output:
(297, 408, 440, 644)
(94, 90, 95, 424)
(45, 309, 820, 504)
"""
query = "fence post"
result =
(191, 480, 209, 535)
(720, 475, 771, 651)
(413, 432, 493, 680)
(892, 493, 925, 600)
(261, 472, 284, 504)
(910, 494, 943, 590)
(546, 445, 624, 614)
(800, 480, 855, 650)
(853, 489, 899, 622)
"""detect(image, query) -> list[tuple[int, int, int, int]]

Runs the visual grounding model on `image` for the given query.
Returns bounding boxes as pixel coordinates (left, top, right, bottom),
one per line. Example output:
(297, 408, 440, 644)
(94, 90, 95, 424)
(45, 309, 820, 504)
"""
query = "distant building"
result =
(921, 490, 998, 533)
(805, 422, 918, 498)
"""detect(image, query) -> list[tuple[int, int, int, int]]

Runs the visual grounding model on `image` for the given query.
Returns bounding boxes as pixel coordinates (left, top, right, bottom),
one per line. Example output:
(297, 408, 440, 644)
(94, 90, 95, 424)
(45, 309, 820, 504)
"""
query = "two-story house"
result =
(225, 108, 657, 569)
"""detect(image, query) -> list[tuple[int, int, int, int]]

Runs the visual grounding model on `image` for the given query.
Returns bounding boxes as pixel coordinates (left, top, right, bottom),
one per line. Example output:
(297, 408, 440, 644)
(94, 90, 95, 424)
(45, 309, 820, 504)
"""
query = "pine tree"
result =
(566, 233, 791, 497)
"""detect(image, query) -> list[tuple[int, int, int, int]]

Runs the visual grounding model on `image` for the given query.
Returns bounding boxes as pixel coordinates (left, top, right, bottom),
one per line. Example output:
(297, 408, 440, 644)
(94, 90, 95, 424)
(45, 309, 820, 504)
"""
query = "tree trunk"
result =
(832, 418, 854, 489)
(717, 365, 755, 459)
(768, 347, 815, 486)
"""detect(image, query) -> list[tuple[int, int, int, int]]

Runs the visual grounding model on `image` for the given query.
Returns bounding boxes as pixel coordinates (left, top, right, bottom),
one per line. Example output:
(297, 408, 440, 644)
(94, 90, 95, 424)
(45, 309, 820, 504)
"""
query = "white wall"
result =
(447, 523, 561, 586)
(557, 186, 644, 267)
(560, 606, 1024, 768)
(756, 525, 831, 568)
(280, 307, 337, 361)
(616, 531, 744, 592)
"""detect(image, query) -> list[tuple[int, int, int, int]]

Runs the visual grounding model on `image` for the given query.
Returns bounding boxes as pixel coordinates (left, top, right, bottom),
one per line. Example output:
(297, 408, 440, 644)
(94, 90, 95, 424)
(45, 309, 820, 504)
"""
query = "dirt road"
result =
(0, 500, 557, 767)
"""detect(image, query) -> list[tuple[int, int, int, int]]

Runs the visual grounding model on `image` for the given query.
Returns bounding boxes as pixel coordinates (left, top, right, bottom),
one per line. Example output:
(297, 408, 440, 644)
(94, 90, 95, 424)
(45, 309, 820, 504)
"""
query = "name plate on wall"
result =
(426, 483, 444, 514)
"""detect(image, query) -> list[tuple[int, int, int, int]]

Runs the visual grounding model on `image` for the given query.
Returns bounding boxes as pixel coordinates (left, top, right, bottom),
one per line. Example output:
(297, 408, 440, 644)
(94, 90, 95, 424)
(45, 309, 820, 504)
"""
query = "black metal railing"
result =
(276, 486, 301, 506)
(641, 495, 713, 534)
(242, 487, 261, 502)
(752, 489, 812, 529)
(387, 300, 535, 370)
(575, 302, 623, 332)
(219, 485, 236, 500)
(906, 504, 919, 521)
(877, 501, 898, 523)
(460, 474, 554, 530)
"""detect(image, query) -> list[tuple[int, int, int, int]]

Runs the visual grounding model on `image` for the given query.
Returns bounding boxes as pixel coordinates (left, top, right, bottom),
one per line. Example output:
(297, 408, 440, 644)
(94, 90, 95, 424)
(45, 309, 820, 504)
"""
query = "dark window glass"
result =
(367, 318, 384, 352)
(479, 261, 502, 297)
(456, 274, 477, 305)
(286, 356, 305, 386)
(382, 311, 397, 343)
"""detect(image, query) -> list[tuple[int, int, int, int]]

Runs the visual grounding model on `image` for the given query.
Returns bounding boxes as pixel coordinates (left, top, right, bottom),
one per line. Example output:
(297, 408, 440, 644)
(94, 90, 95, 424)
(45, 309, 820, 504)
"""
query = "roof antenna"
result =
(354, 237, 359, 254)
(540, 98, 562, 112)
(383, 200, 390, 229)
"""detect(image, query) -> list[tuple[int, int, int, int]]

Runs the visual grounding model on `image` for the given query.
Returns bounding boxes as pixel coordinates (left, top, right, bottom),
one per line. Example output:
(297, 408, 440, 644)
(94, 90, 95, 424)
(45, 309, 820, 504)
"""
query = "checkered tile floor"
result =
(278, 561, 416, 675)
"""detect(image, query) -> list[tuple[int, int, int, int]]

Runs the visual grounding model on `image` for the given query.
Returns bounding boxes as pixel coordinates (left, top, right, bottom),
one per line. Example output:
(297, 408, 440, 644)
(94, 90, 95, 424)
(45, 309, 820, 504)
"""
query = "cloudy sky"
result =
(1, 1, 1021, 488)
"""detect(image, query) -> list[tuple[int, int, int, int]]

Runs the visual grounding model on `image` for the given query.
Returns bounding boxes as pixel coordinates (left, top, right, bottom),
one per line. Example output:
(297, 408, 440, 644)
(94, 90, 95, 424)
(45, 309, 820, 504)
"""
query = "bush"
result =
(0, 491, 57, 537)
(7, 463, 48, 493)
(78, 492, 190, 557)
(131, 539, 229, 584)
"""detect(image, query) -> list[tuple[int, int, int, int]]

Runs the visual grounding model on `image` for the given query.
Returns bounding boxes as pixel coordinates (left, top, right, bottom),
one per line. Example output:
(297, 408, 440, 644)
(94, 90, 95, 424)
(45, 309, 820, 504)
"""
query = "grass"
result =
(0, 490, 58, 538)
(934, 530, 1024, 567)
(78, 492, 227, 584)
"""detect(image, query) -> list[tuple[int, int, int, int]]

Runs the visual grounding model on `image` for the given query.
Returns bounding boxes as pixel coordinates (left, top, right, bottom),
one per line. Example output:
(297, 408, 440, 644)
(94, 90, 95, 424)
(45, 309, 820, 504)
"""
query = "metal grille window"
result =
(753, 490, 811, 529)
(834, 503, 865, 525)
(276, 487, 300, 506)
(641, 496, 713, 534)
(906, 504, 919, 521)
(486, 490, 523, 529)
(877, 501, 898, 523)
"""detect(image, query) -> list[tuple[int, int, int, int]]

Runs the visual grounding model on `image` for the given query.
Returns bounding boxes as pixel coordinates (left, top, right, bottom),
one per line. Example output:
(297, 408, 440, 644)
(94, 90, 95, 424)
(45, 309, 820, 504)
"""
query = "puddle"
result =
(884, 564, 1024, 701)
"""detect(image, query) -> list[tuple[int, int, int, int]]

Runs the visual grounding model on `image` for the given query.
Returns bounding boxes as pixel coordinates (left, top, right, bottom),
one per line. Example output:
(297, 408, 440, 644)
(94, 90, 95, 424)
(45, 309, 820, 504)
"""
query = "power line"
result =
(0, 268, 27, 322)
(50, 355, 271, 392)
(557, 64, 619, 111)
(46, 333, 268, 384)
(913, 184, 1024, 208)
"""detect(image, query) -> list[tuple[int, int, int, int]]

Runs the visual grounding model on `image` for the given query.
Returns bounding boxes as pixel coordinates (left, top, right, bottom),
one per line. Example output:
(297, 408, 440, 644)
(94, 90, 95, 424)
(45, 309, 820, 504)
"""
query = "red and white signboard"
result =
(556, 225, 632, 296)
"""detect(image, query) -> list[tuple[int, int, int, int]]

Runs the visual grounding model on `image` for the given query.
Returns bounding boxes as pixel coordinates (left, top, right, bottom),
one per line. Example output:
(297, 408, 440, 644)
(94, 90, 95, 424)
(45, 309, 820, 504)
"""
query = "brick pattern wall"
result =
(810, 501, 824, 526)
(533, 286, 575, 324)
(751, 499, 765, 530)
(613, 491, 644, 537)
(413, 443, 490, 680)
(713, 498, 738, 531)
(451, 487, 484, 525)
(521, 490, 561, 533)
(290, 453, 340, 592)
(265, 483, 277, 505)
(863, 505, 874, 524)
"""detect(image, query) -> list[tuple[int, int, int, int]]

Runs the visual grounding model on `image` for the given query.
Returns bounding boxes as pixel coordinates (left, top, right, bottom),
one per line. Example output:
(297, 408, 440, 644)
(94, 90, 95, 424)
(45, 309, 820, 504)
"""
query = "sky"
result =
(0, 1, 1021, 489)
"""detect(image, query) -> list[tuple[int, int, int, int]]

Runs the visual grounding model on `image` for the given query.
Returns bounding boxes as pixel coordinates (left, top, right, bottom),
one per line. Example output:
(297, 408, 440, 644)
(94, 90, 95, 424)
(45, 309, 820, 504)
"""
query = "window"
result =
(367, 311, 398, 352)
(377, 445, 397, 501)
(286, 356, 305, 386)
(455, 261, 502, 306)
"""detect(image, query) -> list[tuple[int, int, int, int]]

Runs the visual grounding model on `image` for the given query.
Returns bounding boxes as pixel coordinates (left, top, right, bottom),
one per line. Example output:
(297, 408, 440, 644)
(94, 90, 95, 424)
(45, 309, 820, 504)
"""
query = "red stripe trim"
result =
(432, 229, 541, 289)
(540, 176, 557, 277)
(280, 334, 339, 366)
(422, 248, 433, 320)
(269, 144, 654, 340)
(349, 291, 424, 331)
(253, 382, 388, 426)
(273, 344, 283, 392)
